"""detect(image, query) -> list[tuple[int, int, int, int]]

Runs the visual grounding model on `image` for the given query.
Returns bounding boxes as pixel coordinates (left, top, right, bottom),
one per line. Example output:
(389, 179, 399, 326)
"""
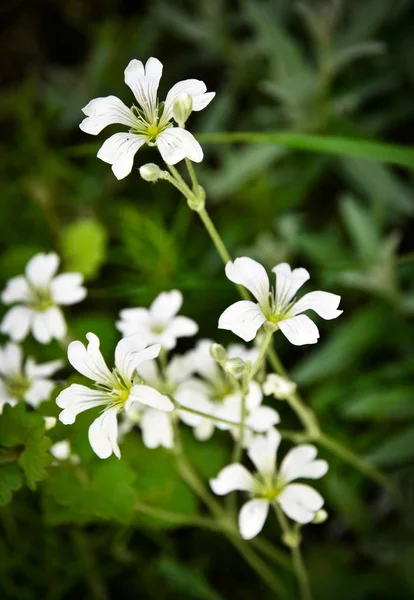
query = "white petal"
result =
(194, 419, 215, 441)
(189, 339, 221, 382)
(176, 383, 213, 427)
(114, 334, 160, 382)
(156, 128, 203, 165)
(150, 290, 183, 322)
(278, 483, 324, 524)
(57, 384, 110, 424)
(50, 440, 72, 461)
(116, 308, 150, 336)
(24, 379, 54, 407)
(128, 384, 174, 412)
(227, 343, 260, 365)
(247, 428, 281, 474)
(245, 381, 263, 411)
(25, 358, 63, 379)
(164, 79, 215, 118)
(140, 408, 173, 449)
(225, 258, 270, 305)
(239, 499, 269, 540)
(280, 444, 328, 483)
(218, 301, 266, 342)
(97, 132, 146, 179)
(124, 57, 162, 114)
(166, 354, 195, 384)
(79, 96, 138, 135)
(50, 273, 87, 305)
(68, 332, 116, 386)
(1, 276, 32, 304)
(210, 464, 255, 495)
(32, 307, 67, 343)
(272, 263, 310, 308)
(25, 253, 59, 289)
(165, 316, 198, 339)
(0, 343, 23, 377)
(135, 359, 161, 387)
(291, 291, 342, 321)
(0, 306, 33, 341)
(278, 315, 319, 346)
(246, 406, 280, 433)
(88, 406, 121, 459)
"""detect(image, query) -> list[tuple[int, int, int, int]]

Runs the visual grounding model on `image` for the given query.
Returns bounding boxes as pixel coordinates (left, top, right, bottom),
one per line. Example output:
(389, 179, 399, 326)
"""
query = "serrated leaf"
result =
(0, 463, 22, 506)
(60, 218, 107, 279)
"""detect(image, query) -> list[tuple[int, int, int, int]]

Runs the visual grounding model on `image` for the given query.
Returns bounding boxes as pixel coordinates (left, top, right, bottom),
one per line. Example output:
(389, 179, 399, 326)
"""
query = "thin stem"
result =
(274, 504, 312, 600)
(177, 403, 255, 432)
(231, 387, 247, 464)
(198, 207, 233, 265)
(167, 163, 194, 198)
(250, 329, 274, 379)
(185, 158, 199, 191)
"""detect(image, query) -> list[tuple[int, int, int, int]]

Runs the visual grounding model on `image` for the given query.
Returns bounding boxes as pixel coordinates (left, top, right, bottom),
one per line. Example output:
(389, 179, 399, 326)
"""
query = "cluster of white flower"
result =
(0, 57, 344, 551)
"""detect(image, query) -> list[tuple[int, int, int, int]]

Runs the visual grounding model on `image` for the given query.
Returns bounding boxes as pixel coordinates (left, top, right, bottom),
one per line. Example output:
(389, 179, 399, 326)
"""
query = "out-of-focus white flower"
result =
(44, 416, 57, 430)
(79, 57, 215, 179)
(210, 429, 328, 539)
(263, 373, 297, 400)
(117, 290, 198, 351)
(119, 353, 196, 449)
(177, 339, 279, 442)
(0, 342, 62, 413)
(1, 252, 87, 344)
(219, 258, 342, 345)
(56, 332, 174, 459)
(50, 440, 80, 464)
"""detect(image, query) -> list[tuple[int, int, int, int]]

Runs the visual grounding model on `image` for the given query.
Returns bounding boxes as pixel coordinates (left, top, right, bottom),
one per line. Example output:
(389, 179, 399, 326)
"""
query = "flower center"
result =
(261, 289, 295, 324)
(5, 375, 30, 400)
(29, 287, 54, 312)
(151, 323, 165, 335)
(254, 473, 285, 502)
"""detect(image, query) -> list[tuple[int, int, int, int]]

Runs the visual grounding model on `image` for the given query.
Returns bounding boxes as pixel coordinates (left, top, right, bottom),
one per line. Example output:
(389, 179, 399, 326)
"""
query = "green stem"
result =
(177, 403, 255, 432)
(231, 387, 247, 464)
(250, 329, 274, 379)
(185, 158, 199, 191)
(274, 504, 312, 600)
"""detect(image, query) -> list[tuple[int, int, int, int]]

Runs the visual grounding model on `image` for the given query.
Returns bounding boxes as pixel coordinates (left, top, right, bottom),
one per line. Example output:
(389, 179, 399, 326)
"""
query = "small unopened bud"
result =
(139, 163, 167, 182)
(173, 92, 193, 125)
(263, 373, 296, 400)
(210, 343, 227, 365)
(44, 416, 57, 430)
(312, 509, 328, 524)
(225, 357, 246, 377)
(281, 531, 301, 548)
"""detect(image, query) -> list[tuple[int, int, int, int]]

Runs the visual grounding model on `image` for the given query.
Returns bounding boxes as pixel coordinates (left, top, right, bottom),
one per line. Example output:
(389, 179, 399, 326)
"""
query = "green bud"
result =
(173, 92, 193, 125)
(312, 509, 328, 524)
(187, 185, 206, 212)
(210, 343, 227, 365)
(281, 530, 302, 548)
(225, 357, 246, 377)
(139, 163, 167, 182)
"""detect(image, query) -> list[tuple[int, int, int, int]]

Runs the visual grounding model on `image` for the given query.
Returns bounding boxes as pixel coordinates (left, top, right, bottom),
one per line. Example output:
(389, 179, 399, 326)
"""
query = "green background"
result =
(1, 0, 414, 598)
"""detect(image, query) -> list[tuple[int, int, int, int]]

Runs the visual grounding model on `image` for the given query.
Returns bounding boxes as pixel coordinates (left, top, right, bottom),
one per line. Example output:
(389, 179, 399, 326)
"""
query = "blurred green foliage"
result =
(1, 0, 414, 598)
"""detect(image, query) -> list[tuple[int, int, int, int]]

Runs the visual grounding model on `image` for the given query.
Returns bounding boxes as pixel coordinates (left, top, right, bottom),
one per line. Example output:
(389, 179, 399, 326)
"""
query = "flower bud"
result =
(139, 163, 167, 182)
(281, 530, 302, 548)
(225, 357, 246, 377)
(312, 509, 328, 524)
(44, 416, 57, 430)
(263, 373, 296, 400)
(210, 343, 227, 365)
(173, 92, 193, 125)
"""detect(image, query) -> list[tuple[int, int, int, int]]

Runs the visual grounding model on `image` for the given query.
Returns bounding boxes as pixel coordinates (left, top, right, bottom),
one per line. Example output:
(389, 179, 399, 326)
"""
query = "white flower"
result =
(56, 332, 174, 459)
(50, 440, 80, 465)
(117, 290, 198, 351)
(177, 339, 279, 442)
(120, 353, 196, 449)
(0, 342, 63, 412)
(263, 373, 297, 400)
(219, 258, 342, 345)
(210, 429, 328, 539)
(79, 57, 215, 179)
(1, 252, 87, 344)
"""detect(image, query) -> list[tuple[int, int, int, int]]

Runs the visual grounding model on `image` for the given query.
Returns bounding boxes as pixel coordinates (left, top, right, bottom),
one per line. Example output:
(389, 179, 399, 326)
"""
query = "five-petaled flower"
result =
(117, 290, 198, 351)
(219, 258, 342, 345)
(56, 332, 174, 459)
(210, 429, 328, 539)
(178, 339, 279, 442)
(1, 252, 87, 344)
(0, 342, 63, 413)
(79, 57, 215, 179)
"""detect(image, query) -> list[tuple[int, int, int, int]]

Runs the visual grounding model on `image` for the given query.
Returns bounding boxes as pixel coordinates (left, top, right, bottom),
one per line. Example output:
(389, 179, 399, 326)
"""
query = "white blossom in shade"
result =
(210, 429, 328, 540)
(44, 416, 57, 430)
(50, 440, 80, 465)
(79, 57, 215, 179)
(119, 353, 197, 450)
(218, 258, 342, 345)
(263, 373, 297, 400)
(0, 342, 63, 412)
(0, 252, 87, 344)
(177, 339, 279, 442)
(117, 290, 198, 351)
(56, 332, 174, 459)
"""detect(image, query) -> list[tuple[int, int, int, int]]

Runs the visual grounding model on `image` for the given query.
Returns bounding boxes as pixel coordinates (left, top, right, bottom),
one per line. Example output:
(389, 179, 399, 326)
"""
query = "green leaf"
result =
(158, 557, 225, 600)
(0, 463, 22, 506)
(0, 404, 52, 499)
(60, 218, 107, 279)
(340, 194, 381, 261)
(198, 132, 414, 169)
(367, 428, 414, 467)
